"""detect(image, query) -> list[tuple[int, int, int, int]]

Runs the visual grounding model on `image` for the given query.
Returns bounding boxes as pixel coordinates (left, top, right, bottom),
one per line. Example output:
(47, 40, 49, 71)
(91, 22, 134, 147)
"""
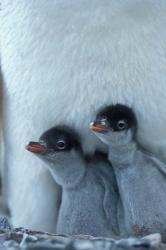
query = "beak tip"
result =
(25, 145, 30, 151)
(89, 121, 94, 128)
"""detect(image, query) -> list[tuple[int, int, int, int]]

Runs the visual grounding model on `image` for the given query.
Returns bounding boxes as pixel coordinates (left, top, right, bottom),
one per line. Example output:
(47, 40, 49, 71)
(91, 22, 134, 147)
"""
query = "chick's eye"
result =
(57, 140, 66, 150)
(117, 120, 126, 130)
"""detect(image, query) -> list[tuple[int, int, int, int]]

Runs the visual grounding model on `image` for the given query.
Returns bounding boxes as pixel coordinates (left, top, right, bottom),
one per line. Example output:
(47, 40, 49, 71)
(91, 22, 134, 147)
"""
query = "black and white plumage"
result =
(91, 104, 166, 241)
(26, 126, 119, 237)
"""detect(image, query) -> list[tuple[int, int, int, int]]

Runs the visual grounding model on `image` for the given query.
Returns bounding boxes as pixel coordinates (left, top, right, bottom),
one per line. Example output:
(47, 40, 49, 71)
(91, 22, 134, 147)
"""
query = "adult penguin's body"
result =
(1, 0, 166, 232)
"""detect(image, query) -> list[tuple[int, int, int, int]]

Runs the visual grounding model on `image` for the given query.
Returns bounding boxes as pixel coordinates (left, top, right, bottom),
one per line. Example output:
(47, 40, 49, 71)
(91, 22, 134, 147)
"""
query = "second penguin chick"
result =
(90, 104, 166, 241)
(26, 126, 119, 237)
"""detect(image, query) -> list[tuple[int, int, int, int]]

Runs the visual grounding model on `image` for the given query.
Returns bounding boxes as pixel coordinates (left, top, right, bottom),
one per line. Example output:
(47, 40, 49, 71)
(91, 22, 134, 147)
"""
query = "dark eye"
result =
(117, 120, 127, 130)
(56, 140, 66, 150)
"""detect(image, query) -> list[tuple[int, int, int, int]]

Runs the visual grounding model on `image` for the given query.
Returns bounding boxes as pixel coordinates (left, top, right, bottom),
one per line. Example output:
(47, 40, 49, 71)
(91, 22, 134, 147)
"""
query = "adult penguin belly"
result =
(1, 0, 166, 232)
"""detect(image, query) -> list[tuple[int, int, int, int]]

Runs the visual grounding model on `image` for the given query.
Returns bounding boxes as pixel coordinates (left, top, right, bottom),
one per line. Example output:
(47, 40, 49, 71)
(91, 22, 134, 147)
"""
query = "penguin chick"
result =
(90, 104, 166, 241)
(26, 126, 119, 237)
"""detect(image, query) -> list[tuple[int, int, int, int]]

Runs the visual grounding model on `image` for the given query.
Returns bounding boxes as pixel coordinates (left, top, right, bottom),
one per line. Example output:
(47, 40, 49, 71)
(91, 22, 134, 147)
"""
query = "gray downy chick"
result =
(90, 104, 166, 241)
(26, 126, 119, 237)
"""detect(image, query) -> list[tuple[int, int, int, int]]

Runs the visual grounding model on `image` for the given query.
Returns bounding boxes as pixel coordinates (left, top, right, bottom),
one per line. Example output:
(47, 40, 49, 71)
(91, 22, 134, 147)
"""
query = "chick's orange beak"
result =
(90, 122, 111, 133)
(26, 142, 47, 153)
